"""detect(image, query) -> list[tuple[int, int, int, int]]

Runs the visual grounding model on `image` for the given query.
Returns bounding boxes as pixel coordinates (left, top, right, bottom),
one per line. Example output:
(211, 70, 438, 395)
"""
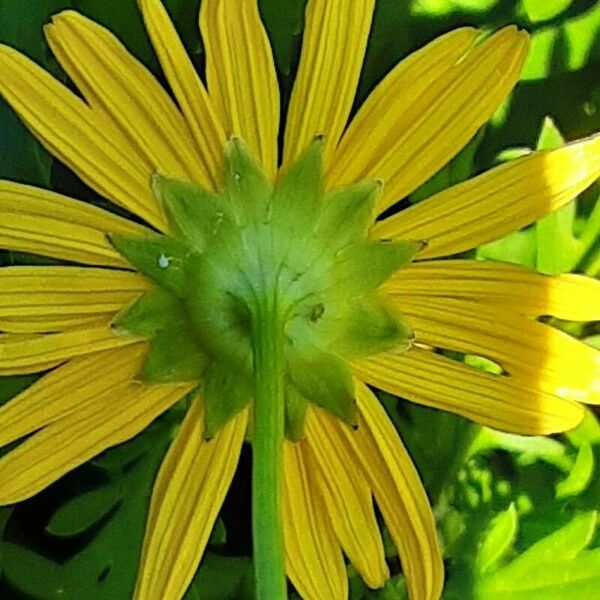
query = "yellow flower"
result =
(0, 1, 599, 600)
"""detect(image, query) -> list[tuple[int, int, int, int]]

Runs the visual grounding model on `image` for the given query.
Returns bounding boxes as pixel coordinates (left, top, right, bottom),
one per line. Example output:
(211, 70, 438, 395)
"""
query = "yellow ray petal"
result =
(326, 26, 475, 189)
(200, 0, 279, 179)
(0, 344, 146, 448)
(139, 0, 227, 190)
(351, 383, 444, 600)
(283, 440, 347, 600)
(0, 379, 192, 504)
(355, 347, 584, 435)
(396, 296, 600, 405)
(0, 45, 164, 229)
(0, 322, 140, 375)
(45, 11, 208, 187)
(0, 181, 149, 266)
(329, 27, 528, 212)
(374, 134, 600, 257)
(0, 266, 149, 320)
(385, 259, 600, 321)
(134, 399, 247, 599)
(305, 409, 389, 588)
(283, 0, 375, 168)
(0, 315, 108, 334)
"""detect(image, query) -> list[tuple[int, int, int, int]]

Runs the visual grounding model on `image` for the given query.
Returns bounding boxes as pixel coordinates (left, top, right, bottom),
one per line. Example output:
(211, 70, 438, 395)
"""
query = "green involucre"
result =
(110, 137, 417, 438)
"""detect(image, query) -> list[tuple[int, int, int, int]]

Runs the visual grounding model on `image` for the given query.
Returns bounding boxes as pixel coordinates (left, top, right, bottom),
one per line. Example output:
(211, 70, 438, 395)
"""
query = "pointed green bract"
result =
(113, 287, 206, 383)
(153, 174, 232, 250)
(284, 383, 309, 442)
(318, 180, 380, 248)
(271, 138, 324, 232)
(110, 137, 417, 437)
(112, 287, 187, 337)
(223, 137, 271, 224)
(137, 330, 206, 383)
(202, 363, 252, 439)
(287, 347, 357, 426)
(108, 233, 190, 298)
(337, 297, 414, 357)
(333, 239, 425, 295)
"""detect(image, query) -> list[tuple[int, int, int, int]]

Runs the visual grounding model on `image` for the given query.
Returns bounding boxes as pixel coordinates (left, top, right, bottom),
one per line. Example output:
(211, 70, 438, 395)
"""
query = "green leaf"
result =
(1, 542, 78, 598)
(476, 504, 519, 574)
(91, 433, 153, 472)
(467, 428, 572, 472)
(566, 410, 600, 447)
(46, 484, 122, 537)
(477, 230, 537, 268)
(0, 417, 175, 599)
(476, 512, 599, 599)
(184, 553, 254, 600)
(521, 2, 600, 80)
(555, 443, 595, 499)
(520, 0, 573, 24)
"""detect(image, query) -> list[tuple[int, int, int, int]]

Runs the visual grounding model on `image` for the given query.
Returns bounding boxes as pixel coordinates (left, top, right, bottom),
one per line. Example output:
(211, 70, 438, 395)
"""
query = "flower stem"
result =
(251, 291, 287, 600)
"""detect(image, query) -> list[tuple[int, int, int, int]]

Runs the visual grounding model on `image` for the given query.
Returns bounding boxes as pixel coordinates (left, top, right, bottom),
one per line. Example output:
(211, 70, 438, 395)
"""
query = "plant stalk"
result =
(251, 290, 287, 600)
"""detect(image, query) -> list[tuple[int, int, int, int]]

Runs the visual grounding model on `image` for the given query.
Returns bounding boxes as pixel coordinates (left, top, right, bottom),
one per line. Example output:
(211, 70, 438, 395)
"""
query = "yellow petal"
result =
(385, 259, 600, 321)
(0, 379, 192, 504)
(326, 27, 474, 189)
(353, 383, 444, 600)
(283, 440, 347, 600)
(283, 0, 375, 168)
(0, 181, 149, 266)
(0, 315, 108, 334)
(138, 0, 226, 190)
(329, 27, 528, 212)
(374, 134, 600, 257)
(0, 45, 163, 229)
(0, 267, 149, 327)
(0, 322, 140, 375)
(135, 399, 247, 599)
(397, 296, 600, 405)
(0, 344, 146, 448)
(355, 347, 584, 435)
(45, 11, 208, 187)
(200, 0, 279, 179)
(305, 409, 389, 588)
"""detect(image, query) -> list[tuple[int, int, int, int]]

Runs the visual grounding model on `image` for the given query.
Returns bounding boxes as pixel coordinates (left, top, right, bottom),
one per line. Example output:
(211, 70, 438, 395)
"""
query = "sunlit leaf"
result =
(476, 512, 599, 599)
(476, 503, 518, 574)
(555, 443, 594, 499)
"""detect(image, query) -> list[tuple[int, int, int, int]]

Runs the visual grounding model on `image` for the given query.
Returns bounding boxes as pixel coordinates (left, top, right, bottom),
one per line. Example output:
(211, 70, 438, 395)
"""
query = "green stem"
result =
(251, 291, 287, 600)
